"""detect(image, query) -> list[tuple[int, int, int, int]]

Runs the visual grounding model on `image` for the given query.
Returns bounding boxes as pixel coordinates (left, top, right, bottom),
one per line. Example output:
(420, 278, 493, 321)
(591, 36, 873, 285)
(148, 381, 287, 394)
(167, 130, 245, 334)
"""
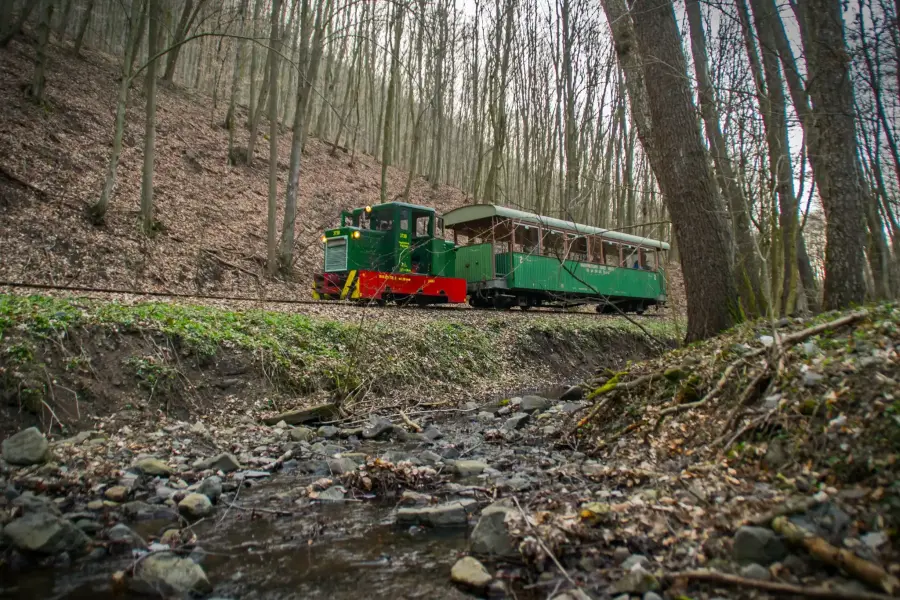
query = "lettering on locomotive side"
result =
(375, 273, 413, 283)
(331, 230, 340, 235)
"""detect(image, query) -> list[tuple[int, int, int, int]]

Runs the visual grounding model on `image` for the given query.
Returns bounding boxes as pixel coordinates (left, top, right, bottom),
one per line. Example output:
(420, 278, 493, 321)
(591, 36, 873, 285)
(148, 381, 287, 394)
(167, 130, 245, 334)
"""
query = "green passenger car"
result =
(443, 205, 670, 313)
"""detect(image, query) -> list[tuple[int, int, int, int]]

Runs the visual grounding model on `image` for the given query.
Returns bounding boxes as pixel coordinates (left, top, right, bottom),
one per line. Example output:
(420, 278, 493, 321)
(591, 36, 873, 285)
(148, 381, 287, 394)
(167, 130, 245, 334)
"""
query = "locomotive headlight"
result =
(364, 205, 372, 213)
(321, 235, 327, 243)
(352, 231, 361, 239)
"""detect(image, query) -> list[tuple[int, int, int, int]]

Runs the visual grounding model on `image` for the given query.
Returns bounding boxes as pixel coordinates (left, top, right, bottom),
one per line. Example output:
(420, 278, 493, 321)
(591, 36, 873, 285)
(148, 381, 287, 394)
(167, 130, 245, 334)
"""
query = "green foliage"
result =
(125, 355, 180, 395)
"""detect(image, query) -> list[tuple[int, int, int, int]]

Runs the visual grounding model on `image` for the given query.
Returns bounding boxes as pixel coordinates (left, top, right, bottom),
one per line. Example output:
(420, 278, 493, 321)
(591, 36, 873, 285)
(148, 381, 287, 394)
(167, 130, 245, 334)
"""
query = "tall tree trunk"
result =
(266, 0, 282, 274)
(380, 5, 404, 204)
(630, 0, 739, 341)
(227, 0, 250, 165)
(686, 0, 764, 316)
(28, 1, 54, 104)
(247, 0, 265, 126)
(140, 0, 161, 234)
(56, 0, 73, 40)
(73, 0, 96, 56)
(484, 0, 516, 204)
(163, 0, 202, 83)
(801, 0, 869, 309)
(0, 0, 37, 48)
(89, 0, 145, 223)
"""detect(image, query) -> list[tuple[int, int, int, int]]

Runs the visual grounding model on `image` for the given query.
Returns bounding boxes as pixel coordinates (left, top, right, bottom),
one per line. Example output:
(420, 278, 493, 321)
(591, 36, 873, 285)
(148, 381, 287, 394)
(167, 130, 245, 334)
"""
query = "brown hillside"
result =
(0, 37, 467, 300)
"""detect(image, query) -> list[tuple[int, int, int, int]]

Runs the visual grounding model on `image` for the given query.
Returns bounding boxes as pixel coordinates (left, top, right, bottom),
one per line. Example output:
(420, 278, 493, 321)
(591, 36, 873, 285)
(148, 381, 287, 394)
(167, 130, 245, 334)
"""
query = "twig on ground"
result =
(667, 569, 895, 600)
(772, 516, 899, 594)
(201, 248, 260, 282)
(221, 502, 294, 517)
(511, 496, 577, 588)
(655, 362, 738, 430)
(568, 371, 659, 436)
(399, 410, 423, 432)
(743, 496, 822, 527)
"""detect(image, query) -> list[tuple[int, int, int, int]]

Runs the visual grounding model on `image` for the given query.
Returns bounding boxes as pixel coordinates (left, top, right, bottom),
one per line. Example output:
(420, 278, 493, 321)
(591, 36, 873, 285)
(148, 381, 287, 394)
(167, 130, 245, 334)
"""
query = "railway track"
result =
(0, 280, 668, 318)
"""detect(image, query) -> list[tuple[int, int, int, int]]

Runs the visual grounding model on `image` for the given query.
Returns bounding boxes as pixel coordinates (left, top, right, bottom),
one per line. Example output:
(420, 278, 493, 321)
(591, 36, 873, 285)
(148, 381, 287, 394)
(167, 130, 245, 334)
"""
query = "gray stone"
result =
(451, 460, 489, 477)
(803, 371, 825, 387)
(422, 426, 444, 441)
(310, 442, 345, 456)
(476, 412, 497, 423)
(2, 428, 49, 465)
(611, 565, 660, 594)
(318, 425, 340, 439)
(554, 591, 592, 600)
(315, 486, 345, 501)
(862, 531, 888, 549)
(621, 554, 649, 570)
(12, 491, 60, 515)
(501, 413, 530, 431)
(450, 556, 492, 589)
(497, 406, 512, 416)
(201, 453, 241, 473)
(740, 563, 771, 581)
(561, 402, 584, 414)
(789, 502, 850, 546)
(289, 427, 316, 442)
(121, 501, 179, 523)
(470, 504, 517, 557)
(399, 490, 433, 505)
(559, 386, 585, 401)
(197, 476, 223, 502)
(520, 395, 552, 413)
(362, 418, 394, 439)
(2, 511, 90, 554)
(763, 439, 788, 469)
(419, 450, 442, 465)
(131, 552, 213, 596)
(397, 501, 474, 527)
(733, 526, 787, 565)
(107, 523, 146, 548)
(327, 457, 358, 475)
(643, 592, 663, 600)
(612, 546, 631, 565)
(131, 457, 172, 476)
(178, 494, 213, 519)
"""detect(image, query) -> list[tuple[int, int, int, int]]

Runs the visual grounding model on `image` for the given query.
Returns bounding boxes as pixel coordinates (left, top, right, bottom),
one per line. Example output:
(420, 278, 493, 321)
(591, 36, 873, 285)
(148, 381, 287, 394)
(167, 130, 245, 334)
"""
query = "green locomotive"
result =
(313, 202, 669, 313)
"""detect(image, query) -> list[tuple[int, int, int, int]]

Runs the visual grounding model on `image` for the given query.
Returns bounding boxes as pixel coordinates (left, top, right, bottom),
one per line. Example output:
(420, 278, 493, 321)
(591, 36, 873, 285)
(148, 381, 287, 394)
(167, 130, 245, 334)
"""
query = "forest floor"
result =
(1, 296, 898, 599)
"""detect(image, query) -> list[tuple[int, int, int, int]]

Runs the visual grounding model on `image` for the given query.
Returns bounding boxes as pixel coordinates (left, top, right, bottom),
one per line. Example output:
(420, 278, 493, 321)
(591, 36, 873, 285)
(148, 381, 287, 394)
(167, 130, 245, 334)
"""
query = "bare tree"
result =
(140, 0, 162, 234)
(266, 0, 282, 274)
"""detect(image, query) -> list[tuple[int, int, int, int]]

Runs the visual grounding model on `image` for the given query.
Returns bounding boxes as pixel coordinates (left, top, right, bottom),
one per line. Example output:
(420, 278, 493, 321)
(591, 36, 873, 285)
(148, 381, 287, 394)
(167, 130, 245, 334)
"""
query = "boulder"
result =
(450, 460, 488, 477)
(2, 427, 49, 465)
(318, 426, 340, 439)
(362, 418, 394, 439)
(621, 554, 650, 570)
(178, 494, 213, 519)
(289, 427, 316, 442)
(470, 504, 517, 557)
(740, 563, 771, 581)
(559, 386, 585, 401)
(422, 426, 443, 441)
(107, 523, 146, 548)
(733, 526, 787, 565)
(3, 511, 90, 554)
(450, 556, 492, 590)
(501, 413, 530, 432)
(611, 565, 660, 594)
(326, 457, 358, 475)
(121, 501, 179, 524)
(397, 501, 474, 527)
(131, 552, 213, 596)
(520, 395, 552, 413)
(104, 486, 129, 502)
(196, 476, 223, 502)
(12, 491, 61, 515)
(315, 487, 345, 501)
(131, 457, 172, 476)
(198, 453, 241, 473)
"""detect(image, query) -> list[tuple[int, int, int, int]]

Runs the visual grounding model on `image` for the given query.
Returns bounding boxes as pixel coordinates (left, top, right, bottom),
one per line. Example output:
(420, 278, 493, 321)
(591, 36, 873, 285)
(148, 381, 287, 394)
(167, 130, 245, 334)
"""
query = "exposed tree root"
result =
(668, 569, 896, 600)
(772, 516, 900, 595)
(569, 371, 661, 436)
(743, 497, 823, 527)
(654, 362, 738, 430)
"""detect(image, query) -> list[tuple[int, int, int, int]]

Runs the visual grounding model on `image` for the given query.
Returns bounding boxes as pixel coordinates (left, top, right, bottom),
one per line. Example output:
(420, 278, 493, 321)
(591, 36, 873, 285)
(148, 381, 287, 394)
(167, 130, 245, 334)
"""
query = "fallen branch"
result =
(399, 410, 423, 433)
(221, 502, 294, 517)
(667, 569, 896, 600)
(593, 422, 641, 453)
(772, 516, 899, 595)
(569, 371, 660, 436)
(512, 496, 577, 588)
(654, 362, 738, 430)
(202, 248, 260, 282)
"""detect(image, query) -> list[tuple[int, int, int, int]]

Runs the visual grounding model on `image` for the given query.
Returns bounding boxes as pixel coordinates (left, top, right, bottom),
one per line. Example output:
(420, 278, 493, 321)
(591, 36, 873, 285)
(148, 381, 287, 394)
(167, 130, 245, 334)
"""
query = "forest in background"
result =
(0, 0, 898, 340)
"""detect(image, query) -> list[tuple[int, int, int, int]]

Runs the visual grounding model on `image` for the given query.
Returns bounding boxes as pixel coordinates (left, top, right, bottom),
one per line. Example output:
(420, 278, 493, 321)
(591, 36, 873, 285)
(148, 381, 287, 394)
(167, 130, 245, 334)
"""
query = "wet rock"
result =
(400, 490, 433, 505)
(501, 412, 530, 431)
(318, 425, 340, 439)
(12, 491, 61, 515)
(131, 552, 213, 596)
(3, 511, 90, 554)
(155, 486, 178, 501)
(520, 395, 552, 413)
(75, 519, 103, 534)
(560, 386, 585, 401)
(643, 592, 663, 600)
(862, 531, 888, 550)
(740, 563, 771, 581)
(362, 417, 395, 439)
(315, 486, 345, 501)
(104, 486, 129, 502)
(310, 442, 345, 456)
(451, 460, 488, 477)
(497, 406, 512, 416)
(419, 450, 442, 465)
(121, 501, 179, 523)
(561, 402, 584, 414)
(621, 554, 650, 570)
(198, 453, 241, 473)
(132, 457, 172, 476)
(470, 503, 517, 557)
(107, 523, 146, 548)
(2, 428, 49, 466)
(789, 502, 850, 546)
(397, 500, 474, 527)
(178, 493, 213, 520)
(613, 546, 631, 565)
(422, 426, 444, 441)
(733, 526, 787, 564)
(611, 565, 659, 594)
(197, 476, 223, 502)
(476, 411, 497, 423)
(327, 457, 359, 475)
(263, 403, 338, 426)
(450, 556, 492, 590)
(289, 427, 316, 442)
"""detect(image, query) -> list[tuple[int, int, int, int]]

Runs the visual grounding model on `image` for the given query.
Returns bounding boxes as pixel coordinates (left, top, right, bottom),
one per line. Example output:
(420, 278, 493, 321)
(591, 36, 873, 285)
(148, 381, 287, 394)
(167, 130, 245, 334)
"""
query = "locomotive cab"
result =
(313, 202, 466, 304)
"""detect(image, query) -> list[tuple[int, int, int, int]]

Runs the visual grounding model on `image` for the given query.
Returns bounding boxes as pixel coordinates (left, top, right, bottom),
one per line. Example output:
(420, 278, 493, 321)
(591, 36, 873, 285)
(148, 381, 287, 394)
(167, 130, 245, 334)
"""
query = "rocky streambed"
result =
(1, 385, 893, 600)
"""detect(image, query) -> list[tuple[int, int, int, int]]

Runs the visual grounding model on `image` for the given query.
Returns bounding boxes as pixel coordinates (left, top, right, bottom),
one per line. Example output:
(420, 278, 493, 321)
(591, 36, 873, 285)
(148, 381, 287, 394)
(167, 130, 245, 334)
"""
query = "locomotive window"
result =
(370, 213, 391, 231)
(415, 215, 429, 237)
(399, 209, 410, 231)
(602, 241, 621, 267)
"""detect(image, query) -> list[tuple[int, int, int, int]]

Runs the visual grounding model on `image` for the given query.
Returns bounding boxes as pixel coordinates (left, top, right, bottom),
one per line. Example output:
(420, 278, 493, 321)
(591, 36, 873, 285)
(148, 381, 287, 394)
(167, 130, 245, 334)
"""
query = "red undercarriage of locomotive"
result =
(313, 270, 467, 303)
